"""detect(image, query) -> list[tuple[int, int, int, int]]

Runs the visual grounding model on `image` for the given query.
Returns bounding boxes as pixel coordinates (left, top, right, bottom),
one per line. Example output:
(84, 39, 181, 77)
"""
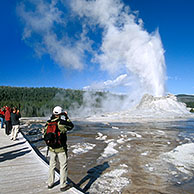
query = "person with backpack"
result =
(10, 107, 21, 140)
(44, 106, 74, 191)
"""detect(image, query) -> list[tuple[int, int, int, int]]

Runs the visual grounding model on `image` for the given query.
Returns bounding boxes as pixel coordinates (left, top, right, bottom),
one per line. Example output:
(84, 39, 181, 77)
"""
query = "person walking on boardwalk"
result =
(5, 106, 12, 135)
(44, 106, 74, 191)
(0, 107, 5, 129)
(10, 107, 21, 140)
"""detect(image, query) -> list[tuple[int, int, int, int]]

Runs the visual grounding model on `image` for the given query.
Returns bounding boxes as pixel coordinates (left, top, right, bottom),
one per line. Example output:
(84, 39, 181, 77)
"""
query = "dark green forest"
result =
(0, 86, 85, 117)
(0, 86, 122, 117)
(176, 94, 194, 112)
(0, 86, 194, 116)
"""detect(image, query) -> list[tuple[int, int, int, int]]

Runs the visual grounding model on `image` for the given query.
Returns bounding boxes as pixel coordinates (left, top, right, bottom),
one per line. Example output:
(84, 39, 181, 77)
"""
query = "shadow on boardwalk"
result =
(76, 161, 110, 193)
(0, 141, 26, 150)
(0, 147, 31, 162)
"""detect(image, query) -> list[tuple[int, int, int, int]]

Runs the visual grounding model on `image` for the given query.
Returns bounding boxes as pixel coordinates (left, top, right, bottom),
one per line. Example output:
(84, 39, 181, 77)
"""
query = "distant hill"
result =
(176, 94, 194, 102)
(176, 94, 194, 111)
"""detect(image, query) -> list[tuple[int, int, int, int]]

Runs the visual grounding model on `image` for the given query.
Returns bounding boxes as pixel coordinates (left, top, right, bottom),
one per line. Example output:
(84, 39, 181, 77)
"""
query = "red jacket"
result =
(5, 107, 11, 121)
(0, 109, 5, 116)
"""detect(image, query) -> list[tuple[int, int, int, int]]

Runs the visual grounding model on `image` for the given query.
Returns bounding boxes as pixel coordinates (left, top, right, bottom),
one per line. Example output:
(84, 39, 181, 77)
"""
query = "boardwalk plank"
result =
(0, 128, 83, 194)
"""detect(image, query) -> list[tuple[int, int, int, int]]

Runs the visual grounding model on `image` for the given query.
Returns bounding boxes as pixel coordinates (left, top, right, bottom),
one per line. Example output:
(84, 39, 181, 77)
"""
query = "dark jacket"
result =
(11, 112, 21, 125)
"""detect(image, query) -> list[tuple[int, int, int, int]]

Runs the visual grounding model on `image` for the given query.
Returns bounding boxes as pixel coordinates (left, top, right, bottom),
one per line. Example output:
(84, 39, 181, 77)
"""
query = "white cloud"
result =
(17, 0, 62, 38)
(18, 0, 166, 97)
(167, 76, 181, 81)
(17, 0, 90, 70)
(83, 74, 130, 91)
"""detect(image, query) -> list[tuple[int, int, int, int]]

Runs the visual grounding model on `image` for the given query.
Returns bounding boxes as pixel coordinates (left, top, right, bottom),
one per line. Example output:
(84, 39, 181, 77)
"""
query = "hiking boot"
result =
(48, 184, 54, 189)
(60, 184, 72, 192)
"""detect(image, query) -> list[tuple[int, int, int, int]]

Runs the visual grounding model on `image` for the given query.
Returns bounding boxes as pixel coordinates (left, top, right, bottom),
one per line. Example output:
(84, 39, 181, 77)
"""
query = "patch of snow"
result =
(148, 167, 154, 171)
(117, 138, 125, 144)
(127, 132, 142, 138)
(112, 126, 119, 129)
(96, 132, 107, 141)
(99, 141, 118, 159)
(121, 134, 127, 138)
(126, 138, 133, 142)
(162, 143, 194, 175)
(120, 164, 128, 168)
(156, 130, 165, 135)
(71, 143, 96, 155)
(89, 168, 130, 193)
(141, 151, 149, 156)
(145, 163, 155, 172)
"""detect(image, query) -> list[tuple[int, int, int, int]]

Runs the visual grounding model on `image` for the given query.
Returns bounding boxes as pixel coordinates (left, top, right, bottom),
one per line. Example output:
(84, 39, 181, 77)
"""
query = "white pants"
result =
(48, 151, 68, 188)
(10, 125, 19, 140)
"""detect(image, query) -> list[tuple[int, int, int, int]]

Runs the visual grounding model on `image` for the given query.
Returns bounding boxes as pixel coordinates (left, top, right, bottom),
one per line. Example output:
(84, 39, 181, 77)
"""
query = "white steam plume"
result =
(17, 0, 167, 115)
(70, 0, 166, 96)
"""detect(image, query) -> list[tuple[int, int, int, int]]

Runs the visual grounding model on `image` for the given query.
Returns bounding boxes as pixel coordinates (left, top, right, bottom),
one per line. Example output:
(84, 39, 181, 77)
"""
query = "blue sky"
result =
(0, 0, 193, 95)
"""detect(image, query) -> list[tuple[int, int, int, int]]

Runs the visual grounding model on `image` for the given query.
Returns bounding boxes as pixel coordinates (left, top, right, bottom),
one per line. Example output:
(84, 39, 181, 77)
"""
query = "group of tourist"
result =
(0, 106, 21, 141)
(1, 104, 74, 191)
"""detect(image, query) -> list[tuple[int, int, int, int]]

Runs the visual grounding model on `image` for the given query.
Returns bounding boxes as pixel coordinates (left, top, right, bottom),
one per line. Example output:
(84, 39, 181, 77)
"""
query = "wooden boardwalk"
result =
(0, 128, 83, 194)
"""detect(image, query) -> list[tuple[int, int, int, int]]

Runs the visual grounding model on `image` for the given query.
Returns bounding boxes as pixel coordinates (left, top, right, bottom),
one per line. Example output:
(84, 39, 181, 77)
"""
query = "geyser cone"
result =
(85, 94, 193, 122)
(136, 94, 190, 115)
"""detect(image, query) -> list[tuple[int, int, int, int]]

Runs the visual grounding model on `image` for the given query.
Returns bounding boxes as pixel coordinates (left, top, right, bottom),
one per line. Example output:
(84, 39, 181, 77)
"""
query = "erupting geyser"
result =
(18, 0, 192, 120)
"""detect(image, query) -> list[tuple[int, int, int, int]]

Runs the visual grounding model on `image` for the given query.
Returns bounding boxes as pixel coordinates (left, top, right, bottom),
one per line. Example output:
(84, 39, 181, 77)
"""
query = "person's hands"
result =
(60, 111, 67, 116)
